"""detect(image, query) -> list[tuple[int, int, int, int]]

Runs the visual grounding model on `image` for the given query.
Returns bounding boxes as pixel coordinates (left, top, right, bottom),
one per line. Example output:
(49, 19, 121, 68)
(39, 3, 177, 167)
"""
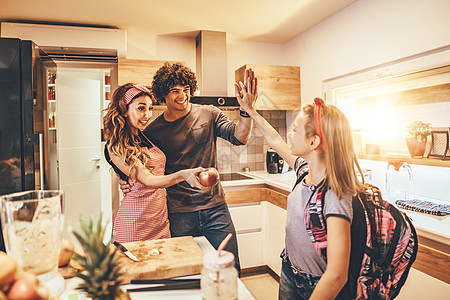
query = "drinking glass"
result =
(0, 190, 65, 296)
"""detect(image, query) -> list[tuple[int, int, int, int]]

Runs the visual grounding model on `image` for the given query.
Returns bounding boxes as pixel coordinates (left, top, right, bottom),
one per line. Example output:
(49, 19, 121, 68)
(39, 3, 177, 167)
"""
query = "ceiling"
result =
(1, 0, 357, 43)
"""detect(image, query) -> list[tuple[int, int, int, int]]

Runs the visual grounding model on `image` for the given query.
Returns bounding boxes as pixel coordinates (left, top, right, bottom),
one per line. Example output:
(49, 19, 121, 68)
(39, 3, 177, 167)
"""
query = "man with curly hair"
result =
(120, 62, 257, 273)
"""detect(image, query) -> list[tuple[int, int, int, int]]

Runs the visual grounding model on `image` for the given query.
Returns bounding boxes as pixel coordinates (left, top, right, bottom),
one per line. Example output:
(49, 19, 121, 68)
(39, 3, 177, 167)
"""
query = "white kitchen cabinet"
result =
(229, 203, 264, 268)
(229, 203, 263, 232)
(236, 232, 264, 268)
(264, 201, 287, 276)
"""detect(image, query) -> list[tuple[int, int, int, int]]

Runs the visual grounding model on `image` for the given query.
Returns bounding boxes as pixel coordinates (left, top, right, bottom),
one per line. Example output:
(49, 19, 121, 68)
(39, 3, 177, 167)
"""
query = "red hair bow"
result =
(314, 98, 326, 151)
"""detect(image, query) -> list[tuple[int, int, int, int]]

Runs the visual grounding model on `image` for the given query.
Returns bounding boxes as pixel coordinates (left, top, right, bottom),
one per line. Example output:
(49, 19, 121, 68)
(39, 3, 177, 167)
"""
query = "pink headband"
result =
(314, 98, 326, 152)
(123, 85, 152, 105)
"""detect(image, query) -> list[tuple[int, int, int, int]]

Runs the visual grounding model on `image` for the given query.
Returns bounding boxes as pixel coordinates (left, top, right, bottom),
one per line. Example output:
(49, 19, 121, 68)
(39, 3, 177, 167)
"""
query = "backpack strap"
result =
(317, 180, 329, 231)
(292, 160, 309, 191)
(341, 191, 368, 299)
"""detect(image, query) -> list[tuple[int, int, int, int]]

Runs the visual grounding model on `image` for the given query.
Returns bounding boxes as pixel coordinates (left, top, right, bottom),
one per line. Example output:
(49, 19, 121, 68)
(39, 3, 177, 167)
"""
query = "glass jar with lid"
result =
(201, 250, 237, 300)
(386, 161, 413, 201)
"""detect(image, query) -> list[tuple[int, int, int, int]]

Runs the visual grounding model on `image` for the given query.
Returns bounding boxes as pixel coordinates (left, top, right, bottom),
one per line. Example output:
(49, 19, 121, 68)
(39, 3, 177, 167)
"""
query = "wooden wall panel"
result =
(226, 187, 288, 208)
(224, 188, 262, 205)
(118, 59, 181, 86)
(263, 188, 288, 210)
(235, 64, 301, 110)
(357, 83, 450, 108)
(413, 243, 450, 284)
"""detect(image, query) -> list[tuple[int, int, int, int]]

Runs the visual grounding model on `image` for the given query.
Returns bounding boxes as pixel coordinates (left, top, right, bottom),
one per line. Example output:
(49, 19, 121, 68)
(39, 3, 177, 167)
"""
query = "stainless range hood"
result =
(191, 30, 239, 107)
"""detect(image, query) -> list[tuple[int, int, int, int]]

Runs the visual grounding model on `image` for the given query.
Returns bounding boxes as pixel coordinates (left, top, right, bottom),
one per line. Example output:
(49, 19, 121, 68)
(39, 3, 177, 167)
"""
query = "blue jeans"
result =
(279, 250, 322, 300)
(168, 203, 241, 275)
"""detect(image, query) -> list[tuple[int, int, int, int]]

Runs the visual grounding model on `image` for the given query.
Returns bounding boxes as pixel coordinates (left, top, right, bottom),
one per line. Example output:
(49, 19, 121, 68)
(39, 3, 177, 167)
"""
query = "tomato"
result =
(197, 167, 220, 187)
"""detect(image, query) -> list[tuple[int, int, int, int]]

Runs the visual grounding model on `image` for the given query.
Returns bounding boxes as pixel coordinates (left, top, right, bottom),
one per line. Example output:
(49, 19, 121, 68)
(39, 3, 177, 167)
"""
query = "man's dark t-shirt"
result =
(145, 104, 243, 213)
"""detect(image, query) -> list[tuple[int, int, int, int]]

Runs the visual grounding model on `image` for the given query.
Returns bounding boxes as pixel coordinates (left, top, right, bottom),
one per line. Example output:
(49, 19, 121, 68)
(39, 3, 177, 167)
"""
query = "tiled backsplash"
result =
(150, 108, 287, 174)
(217, 110, 287, 173)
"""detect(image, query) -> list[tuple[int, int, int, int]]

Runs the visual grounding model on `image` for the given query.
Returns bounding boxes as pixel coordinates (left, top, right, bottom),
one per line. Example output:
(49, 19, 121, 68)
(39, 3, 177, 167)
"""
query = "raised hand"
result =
(234, 68, 258, 113)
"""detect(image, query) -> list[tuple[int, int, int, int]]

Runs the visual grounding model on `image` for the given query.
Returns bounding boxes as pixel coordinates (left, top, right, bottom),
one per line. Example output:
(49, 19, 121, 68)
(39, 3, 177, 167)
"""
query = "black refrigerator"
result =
(0, 38, 57, 251)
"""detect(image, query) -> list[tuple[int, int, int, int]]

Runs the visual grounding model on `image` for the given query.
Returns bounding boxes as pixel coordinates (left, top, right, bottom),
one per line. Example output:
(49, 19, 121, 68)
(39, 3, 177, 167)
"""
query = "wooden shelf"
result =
(358, 153, 450, 168)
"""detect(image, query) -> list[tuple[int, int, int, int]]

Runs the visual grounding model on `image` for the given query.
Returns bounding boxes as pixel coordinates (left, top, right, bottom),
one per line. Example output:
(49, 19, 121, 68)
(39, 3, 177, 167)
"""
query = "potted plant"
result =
(405, 121, 431, 158)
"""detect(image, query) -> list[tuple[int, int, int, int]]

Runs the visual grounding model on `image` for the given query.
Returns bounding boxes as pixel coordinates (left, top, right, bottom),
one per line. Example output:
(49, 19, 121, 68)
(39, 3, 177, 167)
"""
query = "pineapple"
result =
(71, 215, 130, 300)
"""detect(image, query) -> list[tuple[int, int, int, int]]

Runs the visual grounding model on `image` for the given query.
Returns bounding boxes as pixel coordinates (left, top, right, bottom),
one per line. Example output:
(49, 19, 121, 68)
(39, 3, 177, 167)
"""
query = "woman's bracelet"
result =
(240, 109, 250, 118)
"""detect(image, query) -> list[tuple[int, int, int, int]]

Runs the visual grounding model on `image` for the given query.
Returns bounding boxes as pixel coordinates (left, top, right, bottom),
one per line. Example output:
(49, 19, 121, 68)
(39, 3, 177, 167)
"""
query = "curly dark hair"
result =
(151, 62, 198, 103)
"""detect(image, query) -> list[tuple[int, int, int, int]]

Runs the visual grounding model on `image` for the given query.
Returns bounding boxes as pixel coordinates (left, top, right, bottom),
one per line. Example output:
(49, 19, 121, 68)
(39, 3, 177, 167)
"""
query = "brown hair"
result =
(103, 83, 151, 170)
(302, 102, 366, 199)
(151, 62, 198, 102)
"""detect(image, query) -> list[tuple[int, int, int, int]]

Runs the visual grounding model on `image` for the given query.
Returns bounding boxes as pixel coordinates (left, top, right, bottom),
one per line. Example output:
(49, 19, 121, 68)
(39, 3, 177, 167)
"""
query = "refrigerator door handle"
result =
(39, 133, 44, 190)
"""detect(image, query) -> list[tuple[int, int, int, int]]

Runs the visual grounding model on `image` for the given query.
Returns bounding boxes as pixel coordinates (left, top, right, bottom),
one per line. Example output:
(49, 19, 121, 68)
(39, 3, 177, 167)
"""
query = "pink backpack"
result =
(339, 185, 417, 299)
(296, 170, 418, 299)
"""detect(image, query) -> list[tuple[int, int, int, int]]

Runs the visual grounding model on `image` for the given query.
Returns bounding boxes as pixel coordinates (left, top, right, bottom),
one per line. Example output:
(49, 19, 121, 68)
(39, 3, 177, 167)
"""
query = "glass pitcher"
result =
(385, 161, 413, 201)
(0, 190, 65, 296)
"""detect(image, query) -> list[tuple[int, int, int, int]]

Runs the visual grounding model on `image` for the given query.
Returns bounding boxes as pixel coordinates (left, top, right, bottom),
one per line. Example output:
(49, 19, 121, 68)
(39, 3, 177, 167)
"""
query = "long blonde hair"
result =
(302, 101, 365, 199)
(103, 83, 150, 170)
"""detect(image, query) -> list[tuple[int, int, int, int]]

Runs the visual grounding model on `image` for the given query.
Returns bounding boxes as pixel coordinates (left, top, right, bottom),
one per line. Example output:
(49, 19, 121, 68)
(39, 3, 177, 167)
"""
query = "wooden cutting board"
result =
(119, 236, 204, 283)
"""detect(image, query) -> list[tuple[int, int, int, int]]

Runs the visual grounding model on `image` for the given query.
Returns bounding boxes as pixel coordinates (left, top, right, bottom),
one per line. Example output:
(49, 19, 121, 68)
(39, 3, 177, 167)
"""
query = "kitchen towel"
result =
(395, 199, 450, 216)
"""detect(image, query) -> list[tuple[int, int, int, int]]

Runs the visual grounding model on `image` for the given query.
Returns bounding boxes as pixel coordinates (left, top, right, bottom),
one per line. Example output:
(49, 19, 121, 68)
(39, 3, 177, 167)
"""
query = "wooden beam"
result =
(413, 243, 450, 284)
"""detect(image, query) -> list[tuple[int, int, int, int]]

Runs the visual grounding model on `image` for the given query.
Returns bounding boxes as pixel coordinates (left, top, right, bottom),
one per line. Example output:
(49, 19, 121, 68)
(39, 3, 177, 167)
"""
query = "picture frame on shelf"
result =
(427, 127, 450, 160)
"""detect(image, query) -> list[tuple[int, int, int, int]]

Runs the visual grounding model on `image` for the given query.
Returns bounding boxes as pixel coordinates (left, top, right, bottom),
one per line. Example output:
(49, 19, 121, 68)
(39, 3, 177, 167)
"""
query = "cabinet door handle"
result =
(92, 157, 101, 162)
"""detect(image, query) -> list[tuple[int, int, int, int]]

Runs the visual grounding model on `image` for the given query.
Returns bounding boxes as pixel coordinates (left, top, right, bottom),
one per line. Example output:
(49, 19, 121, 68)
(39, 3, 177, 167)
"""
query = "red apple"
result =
(197, 167, 220, 187)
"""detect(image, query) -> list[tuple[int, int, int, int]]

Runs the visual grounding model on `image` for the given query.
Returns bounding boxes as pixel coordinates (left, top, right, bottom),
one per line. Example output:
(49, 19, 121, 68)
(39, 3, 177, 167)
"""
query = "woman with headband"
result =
(235, 78, 365, 299)
(103, 83, 204, 243)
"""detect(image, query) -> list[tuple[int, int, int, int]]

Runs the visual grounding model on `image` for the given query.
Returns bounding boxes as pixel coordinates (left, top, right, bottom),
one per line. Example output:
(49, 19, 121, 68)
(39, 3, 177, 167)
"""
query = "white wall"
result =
(282, 0, 450, 207)
(284, 0, 450, 102)
(126, 28, 196, 68)
(125, 30, 287, 96)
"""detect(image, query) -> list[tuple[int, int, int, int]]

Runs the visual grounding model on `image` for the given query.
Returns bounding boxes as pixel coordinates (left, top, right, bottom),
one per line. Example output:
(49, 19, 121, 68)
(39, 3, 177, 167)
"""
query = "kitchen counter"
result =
(227, 170, 450, 246)
(58, 236, 255, 300)
(239, 170, 296, 192)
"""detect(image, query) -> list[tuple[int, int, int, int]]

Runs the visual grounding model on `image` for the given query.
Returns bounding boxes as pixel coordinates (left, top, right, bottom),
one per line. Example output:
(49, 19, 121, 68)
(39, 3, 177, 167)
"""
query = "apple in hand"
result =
(197, 167, 220, 187)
